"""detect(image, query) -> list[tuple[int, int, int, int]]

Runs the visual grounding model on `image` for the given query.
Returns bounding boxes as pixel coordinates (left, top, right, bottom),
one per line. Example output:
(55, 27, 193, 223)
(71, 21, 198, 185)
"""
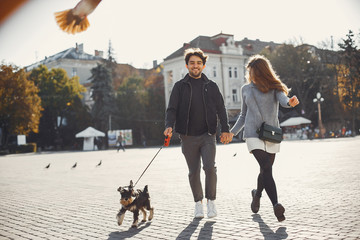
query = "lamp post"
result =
(313, 92, 325, 138)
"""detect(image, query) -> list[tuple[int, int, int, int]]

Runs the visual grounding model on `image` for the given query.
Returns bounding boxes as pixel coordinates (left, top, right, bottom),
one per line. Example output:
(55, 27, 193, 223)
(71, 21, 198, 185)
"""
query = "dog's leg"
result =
(140, 207, 147, 222)
(116, 208, 126, 226)
(146, 200, 154, 221)
(132, 210, 139, 228)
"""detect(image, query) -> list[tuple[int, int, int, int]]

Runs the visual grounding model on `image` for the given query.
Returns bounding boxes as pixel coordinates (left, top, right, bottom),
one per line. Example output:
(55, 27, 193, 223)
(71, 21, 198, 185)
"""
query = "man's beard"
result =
(189, 69, 202, 78)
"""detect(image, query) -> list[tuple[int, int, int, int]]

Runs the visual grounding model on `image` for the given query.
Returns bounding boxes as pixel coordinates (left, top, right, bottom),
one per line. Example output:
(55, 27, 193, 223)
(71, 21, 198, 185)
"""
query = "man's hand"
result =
(220, 132, 234, 144)
(164, 127, 173, 138)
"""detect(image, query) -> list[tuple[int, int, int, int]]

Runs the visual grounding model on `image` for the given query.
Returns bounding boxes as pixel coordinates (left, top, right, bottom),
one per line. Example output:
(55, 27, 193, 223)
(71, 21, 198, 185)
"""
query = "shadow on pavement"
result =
(198, 221, 215, 239)
(252, 214, 288, 239)
(108, 221, 151, 239)
(176, 218, 215, 240)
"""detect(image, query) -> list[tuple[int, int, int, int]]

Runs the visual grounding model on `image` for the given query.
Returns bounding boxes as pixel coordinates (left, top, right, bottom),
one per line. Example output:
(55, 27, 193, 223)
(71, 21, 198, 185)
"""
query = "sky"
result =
(0, 0, 359, 69)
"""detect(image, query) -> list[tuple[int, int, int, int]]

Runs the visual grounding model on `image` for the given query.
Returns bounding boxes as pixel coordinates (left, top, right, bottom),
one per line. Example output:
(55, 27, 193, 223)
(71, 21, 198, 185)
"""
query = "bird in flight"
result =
(45, 163, 50, 169)
(54, 0, 102, 34)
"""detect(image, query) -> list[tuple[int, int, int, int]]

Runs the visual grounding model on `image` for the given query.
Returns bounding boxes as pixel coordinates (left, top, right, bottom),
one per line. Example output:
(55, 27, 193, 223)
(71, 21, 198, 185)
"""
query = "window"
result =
(72, 68, 77, 77)
(213, 66, 217, 77)
(234, 67, 238, 78)
(229, 67, 232, 78)
(232, 89, 239, 102)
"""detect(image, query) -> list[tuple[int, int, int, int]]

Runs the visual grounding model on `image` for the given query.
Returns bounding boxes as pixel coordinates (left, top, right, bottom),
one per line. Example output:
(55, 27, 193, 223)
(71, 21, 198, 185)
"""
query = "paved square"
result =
(0, 137, 359, 239)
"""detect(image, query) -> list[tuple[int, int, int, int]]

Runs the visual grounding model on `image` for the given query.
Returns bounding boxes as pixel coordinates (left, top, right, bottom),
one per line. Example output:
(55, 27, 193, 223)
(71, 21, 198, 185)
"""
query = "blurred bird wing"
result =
(54, 0, 101, 34)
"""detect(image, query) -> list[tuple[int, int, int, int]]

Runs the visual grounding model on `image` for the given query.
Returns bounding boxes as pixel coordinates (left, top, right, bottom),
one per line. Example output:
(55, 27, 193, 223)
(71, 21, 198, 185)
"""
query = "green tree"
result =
(28, 65, 88, 148)
(338, 30, 360, 135)
(263, 44, 336, 125)
(143, 69, 165, 145)
(115, 71, 165, 146)
(0, 64, 42, 147)
(90, 63, 116, 145)
(115, 76, 146, 145)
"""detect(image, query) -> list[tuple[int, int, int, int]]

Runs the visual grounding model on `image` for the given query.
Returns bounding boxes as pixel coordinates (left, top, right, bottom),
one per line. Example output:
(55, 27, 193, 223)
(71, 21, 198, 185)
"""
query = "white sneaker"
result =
(207, 200, 217, 218)
(194, 201, 204, 218)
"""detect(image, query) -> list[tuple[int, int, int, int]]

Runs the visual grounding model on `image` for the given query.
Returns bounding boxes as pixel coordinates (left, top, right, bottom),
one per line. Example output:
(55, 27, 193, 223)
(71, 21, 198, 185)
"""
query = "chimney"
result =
(153, 60, 158, 69)
(78, 43, 84, 53)
(95, 50, 104, 58)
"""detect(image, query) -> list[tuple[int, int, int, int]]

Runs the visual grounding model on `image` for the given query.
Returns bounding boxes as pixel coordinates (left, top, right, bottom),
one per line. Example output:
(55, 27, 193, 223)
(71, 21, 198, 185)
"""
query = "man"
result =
(116, 134, 125, 152)
(164, 48, 232, 219)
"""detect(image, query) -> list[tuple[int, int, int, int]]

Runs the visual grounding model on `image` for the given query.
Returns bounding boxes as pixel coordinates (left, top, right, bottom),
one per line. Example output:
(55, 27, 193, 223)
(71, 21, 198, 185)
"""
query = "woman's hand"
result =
(289, 96, 300, 107)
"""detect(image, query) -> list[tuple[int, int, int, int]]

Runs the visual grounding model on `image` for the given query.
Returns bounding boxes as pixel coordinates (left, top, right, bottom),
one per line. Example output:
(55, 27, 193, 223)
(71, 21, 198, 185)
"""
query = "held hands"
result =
(164, 128, 234, 144)
(220, 132, 234, 144)
(289, 96, 300, 107)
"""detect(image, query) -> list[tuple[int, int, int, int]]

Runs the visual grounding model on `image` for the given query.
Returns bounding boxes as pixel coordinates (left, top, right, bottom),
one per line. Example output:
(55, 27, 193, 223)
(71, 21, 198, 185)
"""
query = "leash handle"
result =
(134, 136, 171, 187)
(164, 135, 171, 147)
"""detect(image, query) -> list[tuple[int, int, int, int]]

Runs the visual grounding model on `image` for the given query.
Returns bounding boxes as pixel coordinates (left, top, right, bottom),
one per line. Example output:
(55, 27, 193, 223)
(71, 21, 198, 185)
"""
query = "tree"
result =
(90, 63, 116, 145)
(115, 76, 146, 144)
(115, 70, 165, 146)
(337, 30, 360, 135)
(28, 65, 88, 148)
(0, 64, 42, 147)
(262, 44, 336, 126)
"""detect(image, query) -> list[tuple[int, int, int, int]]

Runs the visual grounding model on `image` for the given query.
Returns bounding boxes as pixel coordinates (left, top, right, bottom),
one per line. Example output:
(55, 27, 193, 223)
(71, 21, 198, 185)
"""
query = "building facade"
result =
(162, 33, 279, 119)
(26, 43, 104, 107)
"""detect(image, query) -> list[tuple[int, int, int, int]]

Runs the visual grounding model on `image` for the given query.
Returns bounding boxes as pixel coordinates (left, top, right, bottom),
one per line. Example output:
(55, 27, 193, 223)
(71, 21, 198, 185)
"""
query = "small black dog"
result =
(116, 180, 154, 228)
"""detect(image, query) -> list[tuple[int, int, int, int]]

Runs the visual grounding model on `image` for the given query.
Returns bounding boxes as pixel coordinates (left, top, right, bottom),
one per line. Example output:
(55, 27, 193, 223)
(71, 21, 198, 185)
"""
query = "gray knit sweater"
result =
(231, 82, 292, 139)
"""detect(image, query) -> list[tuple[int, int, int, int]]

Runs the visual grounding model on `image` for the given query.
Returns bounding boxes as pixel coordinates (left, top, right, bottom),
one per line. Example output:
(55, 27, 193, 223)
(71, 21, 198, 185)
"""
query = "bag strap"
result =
(251, 87, 265, 122)
(251, 87, 277, 124)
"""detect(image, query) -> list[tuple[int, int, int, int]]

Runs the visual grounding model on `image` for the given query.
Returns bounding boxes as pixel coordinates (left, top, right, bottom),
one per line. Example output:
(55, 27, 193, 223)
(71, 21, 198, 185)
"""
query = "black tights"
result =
(252, 149, 278, 206)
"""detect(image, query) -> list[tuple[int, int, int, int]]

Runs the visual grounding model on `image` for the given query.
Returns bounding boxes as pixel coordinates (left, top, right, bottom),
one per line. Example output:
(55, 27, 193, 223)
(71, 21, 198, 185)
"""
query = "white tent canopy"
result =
(76, 127, 105, 138)
(280, 117, 311, 127)
(75, 127, 105, 150)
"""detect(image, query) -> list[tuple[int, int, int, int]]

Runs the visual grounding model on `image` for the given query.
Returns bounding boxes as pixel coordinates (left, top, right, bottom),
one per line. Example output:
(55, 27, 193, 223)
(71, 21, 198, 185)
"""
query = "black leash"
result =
(133, 136, 171, 187)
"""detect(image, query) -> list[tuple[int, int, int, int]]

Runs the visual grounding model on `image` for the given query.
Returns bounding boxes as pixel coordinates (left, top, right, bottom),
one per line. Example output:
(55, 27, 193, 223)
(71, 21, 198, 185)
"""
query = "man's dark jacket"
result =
(165, 73, 229, 135)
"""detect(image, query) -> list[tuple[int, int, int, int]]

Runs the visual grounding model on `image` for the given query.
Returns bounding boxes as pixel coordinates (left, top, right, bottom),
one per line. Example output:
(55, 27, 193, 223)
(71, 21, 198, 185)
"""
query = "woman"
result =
(229, 55, 299, 222)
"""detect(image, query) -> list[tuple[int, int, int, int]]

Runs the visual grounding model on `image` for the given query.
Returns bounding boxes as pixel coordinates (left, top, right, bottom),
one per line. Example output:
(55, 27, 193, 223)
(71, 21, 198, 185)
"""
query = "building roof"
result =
(164, 33, 281, 61)
(26, 43, 103, 71)
(237, 38, 279, 56)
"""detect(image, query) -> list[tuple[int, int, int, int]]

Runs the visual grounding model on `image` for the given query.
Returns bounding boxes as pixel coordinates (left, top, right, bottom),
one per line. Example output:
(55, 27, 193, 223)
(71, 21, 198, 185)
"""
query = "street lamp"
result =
(313, 92, 325, 138)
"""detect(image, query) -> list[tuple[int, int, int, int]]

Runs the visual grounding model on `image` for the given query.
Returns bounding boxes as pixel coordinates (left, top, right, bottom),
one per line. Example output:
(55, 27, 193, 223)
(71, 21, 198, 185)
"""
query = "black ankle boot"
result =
(273, 203, 286, 222)
(251, 189, 261, 213)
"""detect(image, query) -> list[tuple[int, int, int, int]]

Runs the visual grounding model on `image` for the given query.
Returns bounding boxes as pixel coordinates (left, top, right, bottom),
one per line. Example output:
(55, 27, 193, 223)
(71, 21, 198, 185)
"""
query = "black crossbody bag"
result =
(252, 88, 283, 143)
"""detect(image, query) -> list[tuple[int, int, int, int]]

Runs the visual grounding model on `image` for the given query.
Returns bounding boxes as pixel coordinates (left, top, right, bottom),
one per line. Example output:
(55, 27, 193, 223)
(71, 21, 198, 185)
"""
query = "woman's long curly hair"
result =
(246, 55, 289, 95)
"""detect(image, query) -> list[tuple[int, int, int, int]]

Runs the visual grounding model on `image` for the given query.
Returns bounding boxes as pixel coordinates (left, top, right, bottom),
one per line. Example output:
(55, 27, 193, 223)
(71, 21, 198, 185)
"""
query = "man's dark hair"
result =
(184, 48, 208, 65)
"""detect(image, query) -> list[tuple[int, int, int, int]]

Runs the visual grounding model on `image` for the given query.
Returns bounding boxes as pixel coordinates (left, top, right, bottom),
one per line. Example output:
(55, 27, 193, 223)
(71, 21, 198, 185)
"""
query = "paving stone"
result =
(0, 137, 359, 239)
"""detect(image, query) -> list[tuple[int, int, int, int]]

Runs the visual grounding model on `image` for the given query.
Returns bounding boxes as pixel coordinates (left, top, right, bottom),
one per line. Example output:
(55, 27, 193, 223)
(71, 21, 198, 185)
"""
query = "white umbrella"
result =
(75, 127, 105, 138)
(75, 127, 105, 150)
(280, 117, 311, 127)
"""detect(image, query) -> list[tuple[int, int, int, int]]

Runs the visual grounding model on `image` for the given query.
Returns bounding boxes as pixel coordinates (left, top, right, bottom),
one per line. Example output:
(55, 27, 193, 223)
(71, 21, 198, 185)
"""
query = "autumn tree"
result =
(28, 65, 88, 148)
(337, 30, 360, 135)
(0, 64, 42, 147)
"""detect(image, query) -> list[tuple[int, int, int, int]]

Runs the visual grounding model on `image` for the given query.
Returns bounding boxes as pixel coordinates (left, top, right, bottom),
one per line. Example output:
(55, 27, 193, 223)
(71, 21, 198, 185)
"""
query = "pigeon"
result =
(72, 162, 77, 169)
(96, 160, 102, 167)
(54, 0, 102, 34)
(45, 163, 50, 169)
(233, 153, 237, 157)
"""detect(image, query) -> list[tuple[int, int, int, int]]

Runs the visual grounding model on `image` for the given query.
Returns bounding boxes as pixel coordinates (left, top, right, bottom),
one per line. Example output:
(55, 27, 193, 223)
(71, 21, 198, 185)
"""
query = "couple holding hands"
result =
(164, 48, 299, 221)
